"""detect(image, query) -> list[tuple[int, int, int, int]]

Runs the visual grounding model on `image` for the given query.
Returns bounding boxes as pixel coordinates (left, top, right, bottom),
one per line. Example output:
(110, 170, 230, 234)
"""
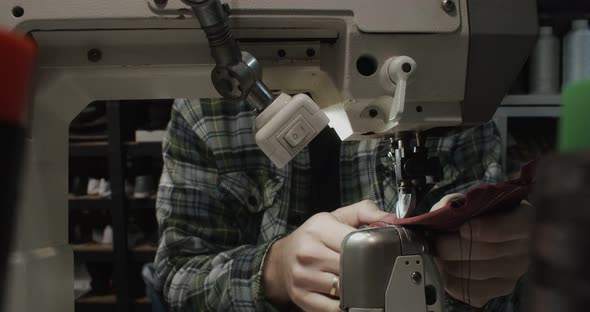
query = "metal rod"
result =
(248, 81, 275, 111)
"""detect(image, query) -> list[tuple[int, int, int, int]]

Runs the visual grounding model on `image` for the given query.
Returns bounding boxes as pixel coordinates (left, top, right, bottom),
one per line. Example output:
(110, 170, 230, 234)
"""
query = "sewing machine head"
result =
(2, 0, 537, 140)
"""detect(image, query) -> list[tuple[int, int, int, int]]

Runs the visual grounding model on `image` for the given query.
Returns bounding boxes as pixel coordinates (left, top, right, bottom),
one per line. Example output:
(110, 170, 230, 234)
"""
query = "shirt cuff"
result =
(229, 235, 286, 312)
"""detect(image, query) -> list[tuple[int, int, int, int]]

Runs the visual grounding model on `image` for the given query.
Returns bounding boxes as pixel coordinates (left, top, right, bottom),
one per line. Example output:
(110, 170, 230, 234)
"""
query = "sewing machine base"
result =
(341, 226, 443, 312)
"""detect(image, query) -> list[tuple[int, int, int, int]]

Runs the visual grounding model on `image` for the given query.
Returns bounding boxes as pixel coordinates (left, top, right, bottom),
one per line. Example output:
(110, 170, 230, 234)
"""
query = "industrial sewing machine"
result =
(1, 0, 537, 311)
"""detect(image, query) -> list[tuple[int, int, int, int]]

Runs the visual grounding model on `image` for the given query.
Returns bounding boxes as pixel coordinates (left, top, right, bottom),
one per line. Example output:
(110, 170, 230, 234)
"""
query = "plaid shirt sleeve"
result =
(154, 100, 281, 312)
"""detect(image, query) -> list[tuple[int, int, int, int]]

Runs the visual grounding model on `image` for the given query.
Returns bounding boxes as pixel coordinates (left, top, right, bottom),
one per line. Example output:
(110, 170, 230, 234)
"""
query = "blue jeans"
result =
(142, 263, 167, 312)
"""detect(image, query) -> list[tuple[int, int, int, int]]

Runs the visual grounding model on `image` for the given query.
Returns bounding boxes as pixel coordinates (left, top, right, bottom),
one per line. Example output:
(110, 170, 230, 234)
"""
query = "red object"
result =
(0, 29, 36, 125)
(372, 160, 538, 231)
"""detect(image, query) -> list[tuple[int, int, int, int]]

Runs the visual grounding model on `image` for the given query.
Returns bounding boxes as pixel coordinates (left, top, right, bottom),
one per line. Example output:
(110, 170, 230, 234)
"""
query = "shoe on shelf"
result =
(101, 225, 113, 245)
(71, 176, 88, 197)
(135, 129, 166, 143)
(98, 179, 111, 198)
(87, 178, 101, 196)
(74, 261, 92, 299)
(91, 227, 103, 244)
(92, 225, 113, 245)
(133, 175, 155, 199)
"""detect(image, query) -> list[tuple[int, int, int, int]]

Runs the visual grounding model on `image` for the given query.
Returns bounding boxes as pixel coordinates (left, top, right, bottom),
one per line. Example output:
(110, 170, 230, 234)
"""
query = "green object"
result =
(559, 80, 590, 152)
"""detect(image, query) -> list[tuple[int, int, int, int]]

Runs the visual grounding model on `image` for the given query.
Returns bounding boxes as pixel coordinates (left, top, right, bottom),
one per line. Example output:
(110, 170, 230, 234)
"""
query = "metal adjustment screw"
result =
(411, 272, 422, 284)
(87, 49, 102, 63)
(441, 0, 456, 13)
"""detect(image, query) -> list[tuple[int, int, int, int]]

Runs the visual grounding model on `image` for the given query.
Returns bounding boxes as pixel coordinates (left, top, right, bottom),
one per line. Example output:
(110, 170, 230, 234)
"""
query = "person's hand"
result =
(263, 200, 388, 312)
(434, 200, 533, 308)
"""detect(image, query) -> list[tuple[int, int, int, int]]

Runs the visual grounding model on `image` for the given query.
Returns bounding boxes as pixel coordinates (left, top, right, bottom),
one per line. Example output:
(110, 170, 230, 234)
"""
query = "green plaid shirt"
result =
(155, 98, 521, 312)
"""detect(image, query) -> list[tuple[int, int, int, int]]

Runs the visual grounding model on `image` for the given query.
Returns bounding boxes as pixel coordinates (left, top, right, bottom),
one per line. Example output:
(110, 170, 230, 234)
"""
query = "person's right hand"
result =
(263, 200, 389, 312)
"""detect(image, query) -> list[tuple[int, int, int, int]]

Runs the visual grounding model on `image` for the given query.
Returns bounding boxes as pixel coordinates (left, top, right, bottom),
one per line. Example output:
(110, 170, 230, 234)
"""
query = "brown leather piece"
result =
(371, 160, 538, 231)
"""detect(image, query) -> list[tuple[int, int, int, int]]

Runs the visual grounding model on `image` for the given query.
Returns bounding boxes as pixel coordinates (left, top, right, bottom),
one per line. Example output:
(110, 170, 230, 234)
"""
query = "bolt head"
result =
(87, 49, 102, 63)
(441, 0, 456, 12)
(411, 272, 422, 284)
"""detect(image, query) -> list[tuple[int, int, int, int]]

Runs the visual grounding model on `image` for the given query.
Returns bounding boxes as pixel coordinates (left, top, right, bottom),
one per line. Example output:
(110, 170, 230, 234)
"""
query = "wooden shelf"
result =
(77, 293, 116, 304)
(130, 244, 157, 263)
(73, 243, 113, 252)
(70, 142, 109, 157)
(75, 294, 151, 312)
(134, 297, 152, 312)
(75, 293, 116, 312)
(72, 243, 114, 262)
(69, 102, 159, 312)
(135, 297, 151, 304)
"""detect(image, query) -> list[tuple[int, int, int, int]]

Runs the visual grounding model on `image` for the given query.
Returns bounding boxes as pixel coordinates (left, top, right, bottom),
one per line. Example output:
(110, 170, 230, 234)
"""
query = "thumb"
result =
(331, 200, 389, 227)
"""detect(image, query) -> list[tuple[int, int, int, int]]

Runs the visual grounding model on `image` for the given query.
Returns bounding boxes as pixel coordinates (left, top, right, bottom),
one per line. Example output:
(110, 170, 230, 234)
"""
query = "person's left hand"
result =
(434, 200, 533, 308)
